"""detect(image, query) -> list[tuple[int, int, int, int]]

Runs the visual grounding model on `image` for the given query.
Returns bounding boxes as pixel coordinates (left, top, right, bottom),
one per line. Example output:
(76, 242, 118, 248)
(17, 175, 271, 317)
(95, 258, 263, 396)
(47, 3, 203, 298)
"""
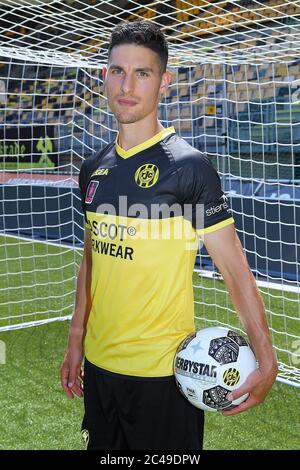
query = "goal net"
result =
(0, 0, 299, 387)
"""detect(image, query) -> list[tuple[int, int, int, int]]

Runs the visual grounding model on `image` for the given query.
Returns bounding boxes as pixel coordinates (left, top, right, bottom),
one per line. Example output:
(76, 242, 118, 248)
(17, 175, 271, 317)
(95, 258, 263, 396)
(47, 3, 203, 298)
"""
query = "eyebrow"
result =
(109, 64, 154, 73)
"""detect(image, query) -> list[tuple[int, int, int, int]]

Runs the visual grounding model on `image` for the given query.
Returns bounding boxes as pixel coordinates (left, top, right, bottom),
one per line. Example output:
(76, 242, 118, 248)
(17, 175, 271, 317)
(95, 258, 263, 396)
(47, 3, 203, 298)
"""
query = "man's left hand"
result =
(222, 365, 278, 416)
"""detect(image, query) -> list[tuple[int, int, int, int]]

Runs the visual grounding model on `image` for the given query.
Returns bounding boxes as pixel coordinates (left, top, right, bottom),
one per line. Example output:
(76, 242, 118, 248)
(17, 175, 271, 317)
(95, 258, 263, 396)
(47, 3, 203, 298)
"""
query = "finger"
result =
(227, 374, 256, 401)
(68, 364, 80, 389)
(222, 395, 257, 416)
(62, 380, 75, 399)
(75, 376, 84, 391)
(60, 363, 69, 387)
(71, 380, 84, 398)
(71, 385, 83, 398)
(61, 364, 74, 399)
(77, 376, 84, 389)
(79, 374, 84, 393)
(65, 387, 75, 399)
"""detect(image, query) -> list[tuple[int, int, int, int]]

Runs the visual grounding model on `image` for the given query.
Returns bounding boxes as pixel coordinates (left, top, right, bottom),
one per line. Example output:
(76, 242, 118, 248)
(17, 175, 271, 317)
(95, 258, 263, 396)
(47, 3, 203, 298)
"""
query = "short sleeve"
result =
(78, 160, 91, 230)
(178, 154, 234, 236)
(78, 143, 114, 230)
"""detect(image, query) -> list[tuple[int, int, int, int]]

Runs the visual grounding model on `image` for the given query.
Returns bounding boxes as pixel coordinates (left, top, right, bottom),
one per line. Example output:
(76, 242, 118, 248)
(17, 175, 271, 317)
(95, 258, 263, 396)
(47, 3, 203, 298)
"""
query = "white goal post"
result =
(0, 0, 299, 387)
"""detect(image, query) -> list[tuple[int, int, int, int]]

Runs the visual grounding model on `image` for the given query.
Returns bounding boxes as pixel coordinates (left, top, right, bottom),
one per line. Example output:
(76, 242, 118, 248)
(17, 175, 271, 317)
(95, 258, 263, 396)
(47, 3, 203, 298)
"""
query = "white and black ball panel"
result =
(208, 336, 239, 364)
(174, 326, 257, 412)
(227, 329, 249, 347)
(202, 385, 232, 410)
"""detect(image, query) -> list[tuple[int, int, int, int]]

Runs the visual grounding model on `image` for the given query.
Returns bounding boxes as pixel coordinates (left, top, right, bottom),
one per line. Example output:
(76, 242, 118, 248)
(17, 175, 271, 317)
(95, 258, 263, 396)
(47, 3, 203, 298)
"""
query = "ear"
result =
(160, 70, 172, 98)
(102, 66, 107, 95)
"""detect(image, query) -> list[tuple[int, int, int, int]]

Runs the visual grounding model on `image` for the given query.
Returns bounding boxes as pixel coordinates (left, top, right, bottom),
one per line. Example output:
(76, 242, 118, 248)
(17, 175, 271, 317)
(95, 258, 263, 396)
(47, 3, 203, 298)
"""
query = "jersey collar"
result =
(115, 126, 175, 159)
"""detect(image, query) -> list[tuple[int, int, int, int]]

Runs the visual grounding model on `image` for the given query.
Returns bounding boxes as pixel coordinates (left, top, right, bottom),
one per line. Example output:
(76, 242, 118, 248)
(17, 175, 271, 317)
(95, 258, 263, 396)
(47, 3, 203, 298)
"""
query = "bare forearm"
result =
(69, 258, 91, 345)
(222, 259, 276, 371)
(61, 229, 91, 398)
(68, 231, 92, 347)
(204, 225, 277, 371)
(203, 224, 277, 414)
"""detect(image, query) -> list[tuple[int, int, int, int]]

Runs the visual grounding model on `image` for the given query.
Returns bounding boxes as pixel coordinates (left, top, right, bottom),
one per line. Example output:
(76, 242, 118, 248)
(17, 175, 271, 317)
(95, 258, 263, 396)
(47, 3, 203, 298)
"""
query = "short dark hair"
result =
(108, 20, 168, 72)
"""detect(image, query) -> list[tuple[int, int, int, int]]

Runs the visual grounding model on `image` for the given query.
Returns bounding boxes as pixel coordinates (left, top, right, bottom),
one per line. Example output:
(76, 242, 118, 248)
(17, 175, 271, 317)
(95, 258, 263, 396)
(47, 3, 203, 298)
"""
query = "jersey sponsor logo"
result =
(206, 195, 229, 217)
(88, 219, 136, 260)
(135, 163, 159, 188)
(88, 220, 136, 241)
(85, 180, 99, 204)
(91, 168, 109, 177)
(91, 238, 134, 260)
(175, 357, 217, 383)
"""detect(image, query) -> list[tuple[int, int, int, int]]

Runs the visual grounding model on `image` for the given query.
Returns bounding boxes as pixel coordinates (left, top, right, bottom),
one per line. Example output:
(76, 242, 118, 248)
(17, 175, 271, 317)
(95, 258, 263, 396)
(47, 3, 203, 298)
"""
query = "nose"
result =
(120, 73, 134, 94)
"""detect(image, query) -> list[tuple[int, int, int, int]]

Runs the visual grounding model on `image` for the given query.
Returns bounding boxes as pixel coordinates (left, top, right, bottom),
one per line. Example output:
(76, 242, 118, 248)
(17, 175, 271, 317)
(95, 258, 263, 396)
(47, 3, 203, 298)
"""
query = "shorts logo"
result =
(223, 367, 240, 386)
(135, 164, 159, 188)
(85, 180, 99, 204)
(81, 429, 89, 449)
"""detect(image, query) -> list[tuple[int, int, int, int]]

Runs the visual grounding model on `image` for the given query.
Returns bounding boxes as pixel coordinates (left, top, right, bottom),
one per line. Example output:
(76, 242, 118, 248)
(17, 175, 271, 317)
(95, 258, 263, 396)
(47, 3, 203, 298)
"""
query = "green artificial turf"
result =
(0, 321, 299, 450)
(0, 235, 299, 449)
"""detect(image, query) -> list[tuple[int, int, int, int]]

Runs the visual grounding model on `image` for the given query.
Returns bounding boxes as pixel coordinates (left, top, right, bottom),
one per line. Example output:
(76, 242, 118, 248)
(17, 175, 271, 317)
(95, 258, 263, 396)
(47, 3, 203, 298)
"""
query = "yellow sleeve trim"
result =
(196, 217, 235, 236)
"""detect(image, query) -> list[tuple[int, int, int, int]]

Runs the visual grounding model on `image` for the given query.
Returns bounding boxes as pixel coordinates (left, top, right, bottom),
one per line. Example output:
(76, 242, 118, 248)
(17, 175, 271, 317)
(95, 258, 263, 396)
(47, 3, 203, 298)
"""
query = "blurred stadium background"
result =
(0, 0, 299, 449)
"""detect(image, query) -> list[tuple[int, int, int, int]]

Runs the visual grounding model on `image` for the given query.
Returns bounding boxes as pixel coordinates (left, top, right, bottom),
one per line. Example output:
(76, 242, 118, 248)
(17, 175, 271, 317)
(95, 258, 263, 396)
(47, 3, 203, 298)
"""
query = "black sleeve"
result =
(78, 143, 115, 228)
(178, 153, 234, 234)
(78, 159, 92, 228)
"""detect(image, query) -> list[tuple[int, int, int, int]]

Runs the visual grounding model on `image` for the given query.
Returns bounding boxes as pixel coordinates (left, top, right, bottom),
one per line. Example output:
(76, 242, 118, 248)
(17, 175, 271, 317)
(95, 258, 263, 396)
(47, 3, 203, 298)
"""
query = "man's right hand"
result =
(60, 346, 84, 399)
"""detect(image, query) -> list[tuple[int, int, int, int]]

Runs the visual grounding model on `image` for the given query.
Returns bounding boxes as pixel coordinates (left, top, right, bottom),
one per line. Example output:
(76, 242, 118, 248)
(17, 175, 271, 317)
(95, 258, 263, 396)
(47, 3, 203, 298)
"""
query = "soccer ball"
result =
(174, 326, 257, 412)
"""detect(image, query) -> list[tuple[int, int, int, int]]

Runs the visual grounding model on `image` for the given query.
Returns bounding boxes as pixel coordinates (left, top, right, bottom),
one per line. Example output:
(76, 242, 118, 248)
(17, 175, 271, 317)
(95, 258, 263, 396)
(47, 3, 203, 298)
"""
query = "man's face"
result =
(103, 43, 171, 125)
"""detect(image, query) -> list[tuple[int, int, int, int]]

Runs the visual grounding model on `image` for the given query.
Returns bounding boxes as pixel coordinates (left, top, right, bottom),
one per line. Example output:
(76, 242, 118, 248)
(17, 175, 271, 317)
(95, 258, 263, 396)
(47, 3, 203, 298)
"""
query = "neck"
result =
(117, 118, 165, 151)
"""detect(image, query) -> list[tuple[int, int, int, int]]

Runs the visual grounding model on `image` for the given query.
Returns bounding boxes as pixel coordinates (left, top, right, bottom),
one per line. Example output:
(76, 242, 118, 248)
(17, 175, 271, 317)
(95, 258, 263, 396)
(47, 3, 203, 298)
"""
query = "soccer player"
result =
(60, 20, 278, 450)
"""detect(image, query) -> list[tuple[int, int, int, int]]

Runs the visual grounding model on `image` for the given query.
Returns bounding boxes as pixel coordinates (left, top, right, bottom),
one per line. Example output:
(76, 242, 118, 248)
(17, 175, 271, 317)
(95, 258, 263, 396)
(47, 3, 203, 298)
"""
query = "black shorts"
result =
(81, 358, 204, 451)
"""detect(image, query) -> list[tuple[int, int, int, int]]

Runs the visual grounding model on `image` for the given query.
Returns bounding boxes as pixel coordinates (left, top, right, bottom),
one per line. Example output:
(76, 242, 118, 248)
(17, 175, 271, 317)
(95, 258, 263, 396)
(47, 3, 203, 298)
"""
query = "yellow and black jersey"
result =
(79, 126, 234, 378)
